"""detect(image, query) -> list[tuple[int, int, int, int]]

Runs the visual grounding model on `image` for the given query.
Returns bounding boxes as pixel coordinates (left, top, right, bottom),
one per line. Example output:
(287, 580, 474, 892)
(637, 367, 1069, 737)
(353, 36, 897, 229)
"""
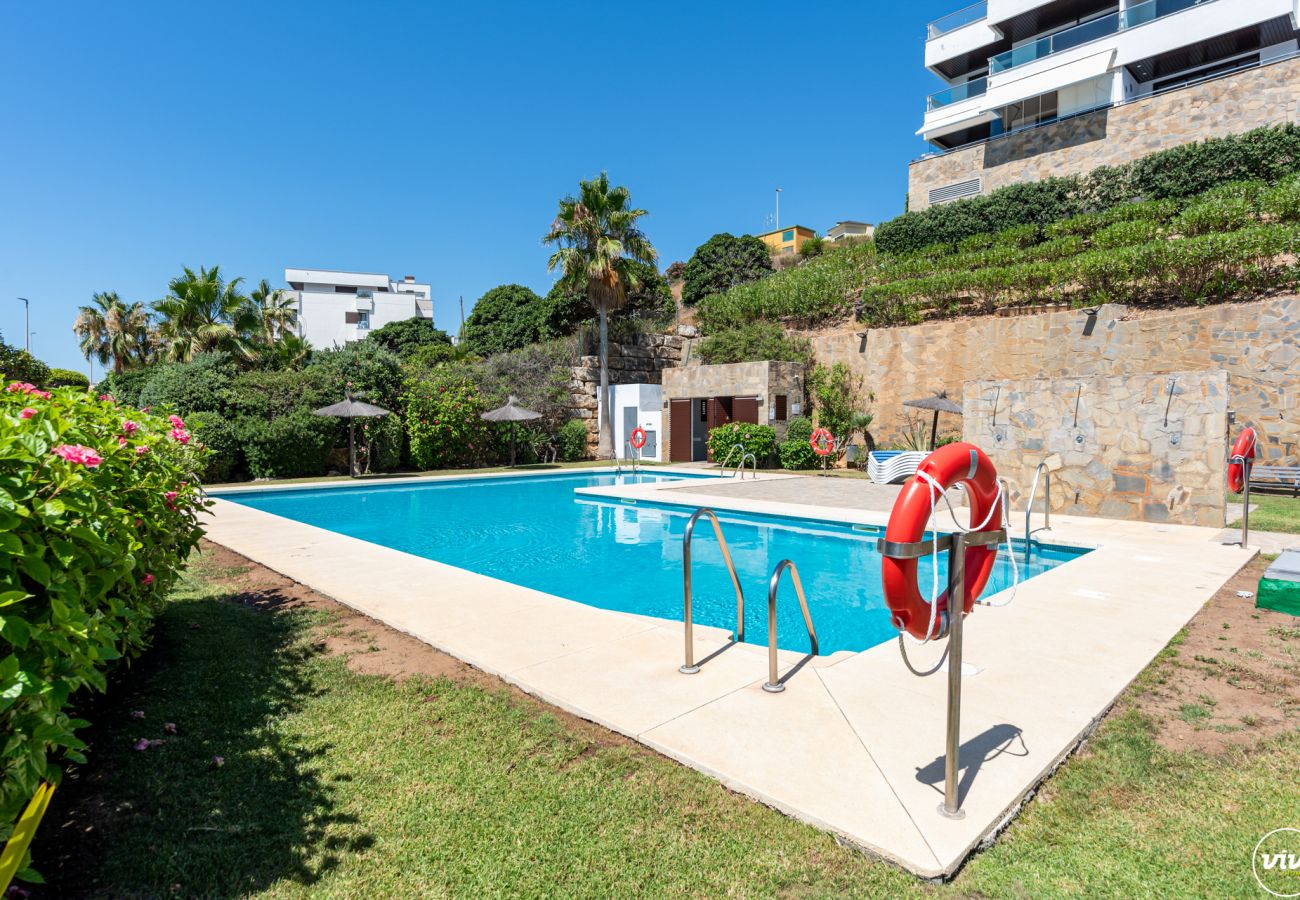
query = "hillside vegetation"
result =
(697, 125, 1300, 335)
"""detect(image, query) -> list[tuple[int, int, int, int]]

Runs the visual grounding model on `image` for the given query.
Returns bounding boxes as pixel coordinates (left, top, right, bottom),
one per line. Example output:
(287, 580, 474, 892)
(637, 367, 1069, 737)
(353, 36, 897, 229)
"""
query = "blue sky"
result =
(1, 0, 959, 373)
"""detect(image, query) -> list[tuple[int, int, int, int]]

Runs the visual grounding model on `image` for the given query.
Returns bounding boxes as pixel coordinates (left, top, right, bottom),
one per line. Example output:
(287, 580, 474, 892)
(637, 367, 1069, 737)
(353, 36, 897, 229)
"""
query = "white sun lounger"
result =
(868, 450, 927, 485)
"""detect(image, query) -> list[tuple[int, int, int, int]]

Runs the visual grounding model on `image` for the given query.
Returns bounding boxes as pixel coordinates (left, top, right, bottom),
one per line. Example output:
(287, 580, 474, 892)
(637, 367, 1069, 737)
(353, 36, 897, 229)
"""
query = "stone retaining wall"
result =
(964, 371, 1228, 526)
(565, 333, 684, 452)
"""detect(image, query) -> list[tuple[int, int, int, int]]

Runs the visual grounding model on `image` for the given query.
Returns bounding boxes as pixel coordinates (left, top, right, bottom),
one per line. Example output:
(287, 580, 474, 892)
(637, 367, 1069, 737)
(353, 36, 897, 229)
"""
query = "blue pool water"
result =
(215, 472, 1087, 654)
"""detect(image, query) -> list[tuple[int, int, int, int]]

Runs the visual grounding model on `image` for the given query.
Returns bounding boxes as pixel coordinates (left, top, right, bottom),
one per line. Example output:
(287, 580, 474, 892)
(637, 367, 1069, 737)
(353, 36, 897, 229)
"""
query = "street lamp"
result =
(774, 188, 782, 231)
(17, 298, 29, 353)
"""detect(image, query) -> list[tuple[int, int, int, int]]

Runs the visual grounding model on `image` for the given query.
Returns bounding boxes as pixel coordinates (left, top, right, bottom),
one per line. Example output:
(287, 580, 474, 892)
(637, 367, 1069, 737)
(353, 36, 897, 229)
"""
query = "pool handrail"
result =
(738, 451, 757, 480)
(680, 508, 746, 674)
(762, 559, 819, 693)
(623, 438, 640, 476)
(719, 443, 746, 478)
(1024, 461, 1052, 566)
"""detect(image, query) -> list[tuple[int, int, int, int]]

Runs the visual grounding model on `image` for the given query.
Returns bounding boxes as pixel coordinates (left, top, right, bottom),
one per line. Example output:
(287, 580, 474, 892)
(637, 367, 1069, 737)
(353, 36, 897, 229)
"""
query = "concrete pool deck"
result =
(205, 467, 1255, 878)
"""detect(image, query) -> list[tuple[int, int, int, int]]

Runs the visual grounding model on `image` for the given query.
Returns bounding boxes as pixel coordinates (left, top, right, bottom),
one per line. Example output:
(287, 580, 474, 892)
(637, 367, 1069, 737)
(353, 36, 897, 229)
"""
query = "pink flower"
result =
(140, 406, 151, 413)
(19, 408, 35, 419)
(164, 491, 178, 503)
(170, 427, 191, 445)
(6, 382, 34, 393)
(142, 573, 155, 586)
(52, 444, 102, 468)
(121, 420, 139, 434)
(211, 755, 225, 768)
(118, 436, 128, 447)
(99, 393, 116, 403)
(132, 738, 150, 751)
(29, 389, 50, 400)
(136, 445, 150, 456)
(168, 414, 185, 428)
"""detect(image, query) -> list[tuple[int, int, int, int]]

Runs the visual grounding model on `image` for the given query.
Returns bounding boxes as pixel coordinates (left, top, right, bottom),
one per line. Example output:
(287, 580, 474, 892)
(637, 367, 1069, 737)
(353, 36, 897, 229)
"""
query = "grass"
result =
(32, 558, 1300, 897)
(1229, 490, 1300, 534)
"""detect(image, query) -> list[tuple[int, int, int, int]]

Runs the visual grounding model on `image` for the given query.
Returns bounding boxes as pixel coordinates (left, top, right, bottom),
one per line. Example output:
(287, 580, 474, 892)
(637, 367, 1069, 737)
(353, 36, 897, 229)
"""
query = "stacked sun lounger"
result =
(867, 450, 927, 485)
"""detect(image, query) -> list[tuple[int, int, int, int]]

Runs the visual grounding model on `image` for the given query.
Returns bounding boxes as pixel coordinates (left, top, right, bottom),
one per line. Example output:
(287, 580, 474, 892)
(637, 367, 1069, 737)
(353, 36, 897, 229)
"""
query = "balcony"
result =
(927, 76, 989, 110)
(989, 0, 1215, 74)
(927, 1, 987, 38)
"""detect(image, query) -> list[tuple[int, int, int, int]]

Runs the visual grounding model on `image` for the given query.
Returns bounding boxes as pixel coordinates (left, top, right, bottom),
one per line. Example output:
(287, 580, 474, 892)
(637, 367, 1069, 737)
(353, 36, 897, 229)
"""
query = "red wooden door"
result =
(669, 399, 693, 462)
(732, 397, 759, 425)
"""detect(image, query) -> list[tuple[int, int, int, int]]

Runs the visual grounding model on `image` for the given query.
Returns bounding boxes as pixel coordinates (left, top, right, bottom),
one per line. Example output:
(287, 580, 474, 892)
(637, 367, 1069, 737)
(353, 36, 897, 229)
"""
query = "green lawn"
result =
(1230, 491, 1300, 534)
(31, 557, 1298, 897)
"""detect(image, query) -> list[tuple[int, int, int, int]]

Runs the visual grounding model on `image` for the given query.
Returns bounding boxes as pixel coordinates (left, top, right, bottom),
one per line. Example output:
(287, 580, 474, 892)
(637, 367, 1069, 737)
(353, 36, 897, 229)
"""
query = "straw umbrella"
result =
(482, 395, 542, 467)
(312, 392, 392, 477)
(903, 389, 963, 451)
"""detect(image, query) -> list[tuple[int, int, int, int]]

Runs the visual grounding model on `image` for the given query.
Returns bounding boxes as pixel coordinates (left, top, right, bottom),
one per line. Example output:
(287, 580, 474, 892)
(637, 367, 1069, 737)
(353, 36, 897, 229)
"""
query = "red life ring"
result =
(810, 427, 834, 457)
(1227, 427, 1257, 493)
(630, 426, 647, 450)
(881, 442, 1003, 641)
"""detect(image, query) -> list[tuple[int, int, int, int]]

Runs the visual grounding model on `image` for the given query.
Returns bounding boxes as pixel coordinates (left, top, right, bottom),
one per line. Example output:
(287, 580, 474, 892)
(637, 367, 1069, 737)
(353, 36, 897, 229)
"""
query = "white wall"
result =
(293, 290, 433, 350)
(598, 383, 664, 462)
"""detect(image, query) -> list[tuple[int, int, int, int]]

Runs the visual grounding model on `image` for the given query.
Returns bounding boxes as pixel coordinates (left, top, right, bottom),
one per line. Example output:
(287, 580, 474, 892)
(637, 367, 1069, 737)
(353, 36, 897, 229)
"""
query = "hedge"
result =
(706, 422, 777, 467)
(878, 124, 1300, 254)
(778, 417, 820, 470)
(45, 368, 90, 389)
(0, 386, 207, 879)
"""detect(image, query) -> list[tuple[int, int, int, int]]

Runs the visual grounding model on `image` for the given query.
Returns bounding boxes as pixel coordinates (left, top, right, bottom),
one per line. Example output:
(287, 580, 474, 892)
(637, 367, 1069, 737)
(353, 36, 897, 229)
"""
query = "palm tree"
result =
(73, 291, 152, 374)
(248, 278, 300, 345)
(544, 172, 657, 457)
(153, 266, 260, 363)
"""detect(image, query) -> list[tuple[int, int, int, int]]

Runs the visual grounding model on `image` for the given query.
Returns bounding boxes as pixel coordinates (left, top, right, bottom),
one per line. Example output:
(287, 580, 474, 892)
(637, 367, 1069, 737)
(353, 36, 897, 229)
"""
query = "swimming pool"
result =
(214, 472, 1087, 654)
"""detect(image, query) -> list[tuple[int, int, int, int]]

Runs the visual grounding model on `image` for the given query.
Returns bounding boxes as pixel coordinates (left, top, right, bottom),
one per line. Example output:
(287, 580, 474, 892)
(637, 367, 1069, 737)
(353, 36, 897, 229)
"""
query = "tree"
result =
(543, 172, 657, 457)
(153, 266, 260, 364)
(538, 259, 671, 339)
(73, 291, 153, 374)
(460, 284, 545, 356)
(0, 332, 51, 386)
(364, 316, 453, 358)
(681, 233, 772, 305)
(247, 279, 300, 346)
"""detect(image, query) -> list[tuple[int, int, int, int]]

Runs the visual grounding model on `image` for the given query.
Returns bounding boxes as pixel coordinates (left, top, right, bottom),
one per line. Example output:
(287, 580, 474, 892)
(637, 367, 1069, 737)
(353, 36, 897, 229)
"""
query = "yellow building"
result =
(755, 224, 816, 256)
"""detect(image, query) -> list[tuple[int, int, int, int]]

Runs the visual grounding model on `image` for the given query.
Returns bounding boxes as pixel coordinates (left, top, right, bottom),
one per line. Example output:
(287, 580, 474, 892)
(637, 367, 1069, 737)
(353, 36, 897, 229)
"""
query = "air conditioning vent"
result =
(929, 177, 982, 205)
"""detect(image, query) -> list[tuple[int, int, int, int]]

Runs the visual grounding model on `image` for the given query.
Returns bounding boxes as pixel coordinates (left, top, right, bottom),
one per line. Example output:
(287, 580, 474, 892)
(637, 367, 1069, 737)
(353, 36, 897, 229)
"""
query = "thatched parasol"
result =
(903, 389, 963, 451)
(313, 392, 392, 477)
(481, 395, 542, 466)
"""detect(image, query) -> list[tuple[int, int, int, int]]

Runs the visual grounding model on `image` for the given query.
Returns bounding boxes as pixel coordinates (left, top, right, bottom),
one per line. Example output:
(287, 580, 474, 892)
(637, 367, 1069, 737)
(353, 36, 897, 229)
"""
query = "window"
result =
(774, 394, 788, 421)
(356, 311, 370, 330)
(996, 90, 1058, 133)
(781, 229, 794, 242)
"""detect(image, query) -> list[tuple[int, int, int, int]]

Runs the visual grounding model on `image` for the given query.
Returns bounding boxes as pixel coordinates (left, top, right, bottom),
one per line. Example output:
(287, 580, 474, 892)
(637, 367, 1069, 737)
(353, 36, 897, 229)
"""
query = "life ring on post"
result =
(810, 428, 834, 457)
(1227, 427, 1257, 493)
(629, 427, 647, 450)
(881, 442, 1003, 641)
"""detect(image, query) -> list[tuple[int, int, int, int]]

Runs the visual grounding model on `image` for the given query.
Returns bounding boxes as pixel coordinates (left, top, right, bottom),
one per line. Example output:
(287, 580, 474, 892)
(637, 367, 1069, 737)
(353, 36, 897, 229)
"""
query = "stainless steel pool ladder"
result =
(719, 443, 745, 477)
(1023, 461, 1052, 567)
(762, 560, 819, 693)
(623, 439, 640, 476)
(680, 508, 745, 674)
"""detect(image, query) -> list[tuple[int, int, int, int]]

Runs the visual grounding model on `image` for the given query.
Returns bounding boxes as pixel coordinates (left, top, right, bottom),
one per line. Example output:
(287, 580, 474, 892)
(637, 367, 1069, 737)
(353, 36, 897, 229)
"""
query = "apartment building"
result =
(284, 267, 434, 349)
(755, 225, 817, 255)
(911, 0, 1300, 208)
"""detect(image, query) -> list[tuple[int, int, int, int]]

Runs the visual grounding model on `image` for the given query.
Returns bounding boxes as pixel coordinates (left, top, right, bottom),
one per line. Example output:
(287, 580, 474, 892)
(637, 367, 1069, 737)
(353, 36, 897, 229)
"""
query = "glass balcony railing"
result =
(989, 0, 1214, 73)
(927, 76, 988, 110)
(927, 1, 987, 39)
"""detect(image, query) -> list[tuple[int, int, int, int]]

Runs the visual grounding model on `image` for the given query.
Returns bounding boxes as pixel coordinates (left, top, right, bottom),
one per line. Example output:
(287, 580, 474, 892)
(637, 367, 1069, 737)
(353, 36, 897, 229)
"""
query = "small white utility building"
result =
(284, 267, 434, 350)
(598, 383, 664, 462)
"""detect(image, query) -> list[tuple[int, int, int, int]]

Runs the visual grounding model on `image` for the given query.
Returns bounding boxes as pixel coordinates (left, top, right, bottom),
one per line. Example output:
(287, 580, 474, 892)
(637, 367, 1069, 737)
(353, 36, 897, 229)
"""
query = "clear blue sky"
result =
(1, 0, 958, 374)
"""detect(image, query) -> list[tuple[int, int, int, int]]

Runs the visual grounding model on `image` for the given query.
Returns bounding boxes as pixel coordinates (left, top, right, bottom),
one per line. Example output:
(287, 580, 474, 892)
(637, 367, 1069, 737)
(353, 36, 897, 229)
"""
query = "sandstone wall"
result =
(964, 371, 1228, 526)
(800, 295, 1300, 466)
(565, 333, 684, 451)
(909, 56, 1300, 211)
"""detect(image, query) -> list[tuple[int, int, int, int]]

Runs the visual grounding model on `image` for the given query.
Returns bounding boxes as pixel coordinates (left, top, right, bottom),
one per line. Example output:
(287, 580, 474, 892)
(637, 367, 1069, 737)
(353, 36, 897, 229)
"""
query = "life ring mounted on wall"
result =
(630, 426, 647, 450)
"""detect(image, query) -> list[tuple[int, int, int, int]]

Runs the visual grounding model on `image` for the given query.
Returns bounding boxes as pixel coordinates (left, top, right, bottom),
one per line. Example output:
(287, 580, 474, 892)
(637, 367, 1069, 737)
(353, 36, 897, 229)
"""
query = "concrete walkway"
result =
(673, 471, 906, 512)
(205, 468, 1254, 878)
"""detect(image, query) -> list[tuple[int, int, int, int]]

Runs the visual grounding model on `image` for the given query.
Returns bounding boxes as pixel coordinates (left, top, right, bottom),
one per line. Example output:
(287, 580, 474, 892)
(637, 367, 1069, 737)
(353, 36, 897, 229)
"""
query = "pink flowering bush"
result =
(0, 382, 208, 872)
(402, 373, 491, 470)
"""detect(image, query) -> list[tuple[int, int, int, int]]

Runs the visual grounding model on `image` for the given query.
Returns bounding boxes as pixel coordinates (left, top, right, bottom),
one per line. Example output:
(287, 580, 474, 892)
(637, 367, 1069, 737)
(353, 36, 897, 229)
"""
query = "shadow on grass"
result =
(33, 580, 372, 898)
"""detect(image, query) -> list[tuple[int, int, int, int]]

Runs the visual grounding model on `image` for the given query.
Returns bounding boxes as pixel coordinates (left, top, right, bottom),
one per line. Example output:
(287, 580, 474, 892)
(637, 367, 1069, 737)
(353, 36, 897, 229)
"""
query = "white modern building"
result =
(913, 0, 1300, 206)
(283, 268, 434, 349)
(826, 220, 875, 242)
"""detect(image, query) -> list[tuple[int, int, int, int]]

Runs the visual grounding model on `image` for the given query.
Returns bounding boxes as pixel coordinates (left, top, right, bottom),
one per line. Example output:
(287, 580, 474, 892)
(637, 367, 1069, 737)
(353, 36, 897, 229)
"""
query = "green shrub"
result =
(696, 322, 813, 364)
(957, 232, 996, 253)
(1261, 174, 1300, 222)
(93, 368, 153, 407)
(189, 411, 242, 483)
(556, 418, 589, 461)
(1094, 198, 1181, 226)
(237, 409, 334, 479)
(1197, 179, 1269, 209)
(1045, 213, 1102, 240)
(778, 416, 820, 470)
(0, 336, 51, 388)
(706, 422, 777, 467)
(403, 372, 492, 470)
(1175, 196, 1255, 237)
(682, 233, 774, 305)
(809, 362, 866, 452)
(992, 224, 1041, 249)
(798, 236, 826, 258)
(461, 284, 545, 355)
(46, 368, 90, 389)
(874, 178, 1078, 254)
(137, 353, 237, 414)
(1091, 220, 1161, 250)
(362, 317, 453, 359)
(0, 386, 207, 875)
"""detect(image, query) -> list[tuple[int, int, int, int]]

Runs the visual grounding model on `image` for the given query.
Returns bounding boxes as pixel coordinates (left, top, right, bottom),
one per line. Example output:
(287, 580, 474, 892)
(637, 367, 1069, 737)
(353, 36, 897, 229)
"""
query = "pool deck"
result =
(205, 467, 1255, 878)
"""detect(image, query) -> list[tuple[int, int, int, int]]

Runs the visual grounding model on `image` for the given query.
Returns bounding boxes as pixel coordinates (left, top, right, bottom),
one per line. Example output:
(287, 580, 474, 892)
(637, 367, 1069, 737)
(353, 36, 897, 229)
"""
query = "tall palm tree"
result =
(73, 291, 152, 374)
(248, 278, 300, 345)
(544, 172, 657, 457)
(153, 266, 260, 363)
